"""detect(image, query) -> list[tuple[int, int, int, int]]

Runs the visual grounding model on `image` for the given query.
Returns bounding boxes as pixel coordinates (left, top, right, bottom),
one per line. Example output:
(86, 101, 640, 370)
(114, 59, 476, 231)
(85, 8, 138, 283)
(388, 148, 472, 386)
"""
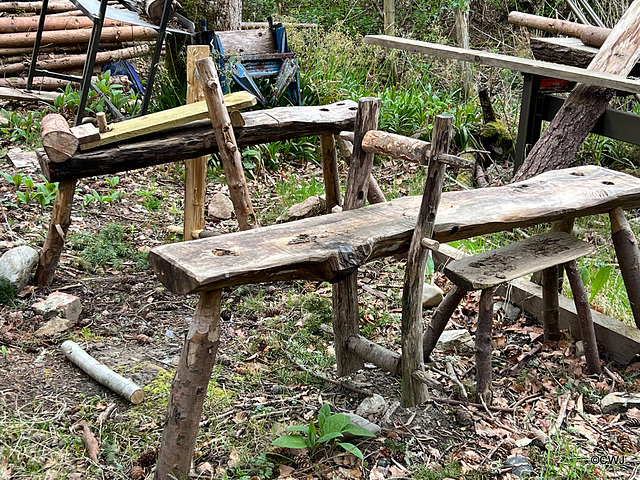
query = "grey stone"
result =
(422, 283, 444, 308)
(344, 412, 381, 438)
(356, 393, 387, 417)
(0, 245, 39, 291)
(33, 292, 82, 321)
(436, 329, 474, 354)
(495, 301, 521, 321)
(504, 456, 534, 477)
(208, 192, 234, 220)
(286, 196, 324, 219)
(35, 316, 75, 337)
(575, 340, 585, 358)
(601, 392, 640, 413)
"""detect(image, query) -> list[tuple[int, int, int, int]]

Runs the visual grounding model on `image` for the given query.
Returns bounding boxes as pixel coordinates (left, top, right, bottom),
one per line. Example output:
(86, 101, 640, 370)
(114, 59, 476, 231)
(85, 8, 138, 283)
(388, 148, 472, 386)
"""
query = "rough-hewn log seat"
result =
(149, 166, 640, 295)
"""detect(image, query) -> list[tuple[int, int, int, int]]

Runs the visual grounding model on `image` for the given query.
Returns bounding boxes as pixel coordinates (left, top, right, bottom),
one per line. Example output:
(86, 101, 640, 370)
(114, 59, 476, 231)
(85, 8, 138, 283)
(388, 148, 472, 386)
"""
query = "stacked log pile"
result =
(0, 0, 163, 91)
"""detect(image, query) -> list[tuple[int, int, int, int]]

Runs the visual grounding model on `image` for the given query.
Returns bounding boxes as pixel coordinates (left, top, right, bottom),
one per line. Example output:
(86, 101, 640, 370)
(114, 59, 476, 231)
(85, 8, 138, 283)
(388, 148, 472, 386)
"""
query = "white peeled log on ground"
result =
(61, 340, 144, 404)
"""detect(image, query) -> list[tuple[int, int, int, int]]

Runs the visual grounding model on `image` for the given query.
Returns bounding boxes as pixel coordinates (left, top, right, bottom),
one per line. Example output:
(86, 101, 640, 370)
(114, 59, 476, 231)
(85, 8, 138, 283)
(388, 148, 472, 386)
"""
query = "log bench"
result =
(149, 164, 640, 478)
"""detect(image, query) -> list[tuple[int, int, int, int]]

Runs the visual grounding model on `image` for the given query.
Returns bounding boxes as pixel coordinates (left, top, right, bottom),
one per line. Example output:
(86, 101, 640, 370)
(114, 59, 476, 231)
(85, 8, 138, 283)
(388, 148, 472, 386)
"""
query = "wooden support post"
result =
(332, 97, 380, 377)
(383, 0, 395, 35)
(343, 97, 381, 210)
(476, 288, 494, 405)
(155, 290, 222, 480)
(422, 284, 467, 359)
(401, 113, 453, 407)
(320, 134, 341, 213)
(34, 179, 77, 286)
(454, 4, 472, 99)
(196, 57, 257, 231)
(542, 265, 562, 341)
(184, 46, 210, 241)
(610, 207, 640, 327)
(335, 132, 386, 205)
(564, 261, 602, 375)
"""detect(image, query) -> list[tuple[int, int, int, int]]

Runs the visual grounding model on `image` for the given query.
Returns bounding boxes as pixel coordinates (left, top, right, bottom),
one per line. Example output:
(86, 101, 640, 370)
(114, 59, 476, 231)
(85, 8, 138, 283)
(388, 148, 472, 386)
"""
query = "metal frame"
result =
(25, 0, 178, 125)
(515, 73, 640, 170)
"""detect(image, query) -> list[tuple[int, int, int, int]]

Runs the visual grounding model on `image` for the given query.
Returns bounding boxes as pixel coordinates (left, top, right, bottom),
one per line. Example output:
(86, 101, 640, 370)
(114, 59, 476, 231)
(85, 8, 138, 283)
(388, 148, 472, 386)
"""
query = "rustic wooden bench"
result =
(149, 162, 640, 477)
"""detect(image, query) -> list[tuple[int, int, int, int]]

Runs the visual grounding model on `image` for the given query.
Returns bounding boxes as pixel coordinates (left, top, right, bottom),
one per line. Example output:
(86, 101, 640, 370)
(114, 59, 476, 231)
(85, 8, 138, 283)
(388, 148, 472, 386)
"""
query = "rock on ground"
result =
(33, 292, 82, 322)
(601, 392, 640, 413)
(208, 192, 234, 220)
(436, 329, 474, 355)
(35, 316, 76, 337)
(356, 393, 387, 417)
(422, 283, 444, 308)
(0, 245, 39, 291)
(284, 196, 324, 220)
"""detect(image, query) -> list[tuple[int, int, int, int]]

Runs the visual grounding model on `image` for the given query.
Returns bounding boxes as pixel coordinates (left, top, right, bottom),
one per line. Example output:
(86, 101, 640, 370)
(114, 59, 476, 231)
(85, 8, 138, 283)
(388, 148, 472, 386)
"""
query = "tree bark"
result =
(34, 179, 77, 286)
(564, 261, 601, 375)
(508, 12, 610, 48)
(475, 288, 494, 405)
(196, 57, 257, 231)
(610, 207, 640, 327)
(0, 14, 124, 33)
(401, 114, 453, 407)
(347, 334, 400, 375)
(208, 0, 242, 30)
(320, 134, 342, 213)
(422, 285, 467, 359)
(332, 97, 380, 377)
(513, 1, 640, 181)
(40, 114, 79, 163)
(0, 26, 157, 48)
(0, 1, 75, 13)
(155, 290, 222, 480)
(0, 44, 150, 76)
(542, 265, 562, 341)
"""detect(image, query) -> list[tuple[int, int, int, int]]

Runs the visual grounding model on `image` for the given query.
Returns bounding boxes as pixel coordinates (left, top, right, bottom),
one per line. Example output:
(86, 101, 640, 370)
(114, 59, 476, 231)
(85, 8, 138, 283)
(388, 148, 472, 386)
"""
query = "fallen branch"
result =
(61, 340, 144, 404)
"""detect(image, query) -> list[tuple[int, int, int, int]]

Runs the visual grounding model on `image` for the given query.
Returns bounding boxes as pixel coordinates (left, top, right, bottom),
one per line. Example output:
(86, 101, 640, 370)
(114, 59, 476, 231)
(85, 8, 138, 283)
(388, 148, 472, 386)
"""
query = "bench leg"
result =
(34, 179, 77, 286)
(476, 288, 494, 405)
(564, 261, 601, 375)
(610, 208, 640, 328)
(422, 284, 467, 359)
(155, 290, 222, 480)
(320, 134, 342, 213)
(542, 265, 562, 341)
(332, 274, 365, 376)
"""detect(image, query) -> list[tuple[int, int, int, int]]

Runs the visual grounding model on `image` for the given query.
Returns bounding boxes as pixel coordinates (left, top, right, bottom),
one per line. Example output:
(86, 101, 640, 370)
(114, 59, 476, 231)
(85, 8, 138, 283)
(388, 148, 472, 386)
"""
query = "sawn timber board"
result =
(149, 166, 640, 295)
(80, 91, 257, 150)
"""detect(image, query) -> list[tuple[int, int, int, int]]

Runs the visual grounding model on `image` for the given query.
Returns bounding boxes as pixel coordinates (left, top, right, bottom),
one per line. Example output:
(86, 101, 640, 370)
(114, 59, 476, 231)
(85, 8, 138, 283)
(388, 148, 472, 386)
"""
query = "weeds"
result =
(67, 223, 147, 274)
(0, 172, 58, 208)
(0, 109, 46, 148)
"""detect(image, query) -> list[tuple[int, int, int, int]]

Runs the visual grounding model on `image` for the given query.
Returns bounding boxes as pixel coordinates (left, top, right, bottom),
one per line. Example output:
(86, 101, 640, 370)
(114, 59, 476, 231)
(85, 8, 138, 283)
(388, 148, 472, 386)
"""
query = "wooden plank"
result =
(80, 91, 257, 150)
(148, 166, 640, 295)
(216, 29, 277, 55)
(41, 100, 359, 182)
(0, 85, 59, 103)
(529, 37, 640, 78)
(444, 232, 595, 290)
(434, 244, 640, 366)
(363, 35, 640, 94)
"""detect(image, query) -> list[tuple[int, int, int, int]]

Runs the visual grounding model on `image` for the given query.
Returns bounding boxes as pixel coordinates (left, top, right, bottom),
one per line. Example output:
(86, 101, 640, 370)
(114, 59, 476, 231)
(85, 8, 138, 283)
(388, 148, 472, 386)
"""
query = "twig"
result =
(97, 403, 117, 425)
(551, 393, 571, 435)
(357, 281, 387, 300)
(283, 350, 373, 397)
(603, 366, 618, 392)
(480, 438, 506, 467)
(426, 395, 514, 414)
(478, 393, 496, 420)
(428, 365, 467, 401)
(510, 392, 542, 413)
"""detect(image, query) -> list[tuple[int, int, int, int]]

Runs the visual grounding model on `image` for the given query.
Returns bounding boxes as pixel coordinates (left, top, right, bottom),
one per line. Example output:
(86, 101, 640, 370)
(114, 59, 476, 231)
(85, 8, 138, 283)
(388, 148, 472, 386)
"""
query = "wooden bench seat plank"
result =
(443, 232, 595, 290)
(149, 166, 640, 295)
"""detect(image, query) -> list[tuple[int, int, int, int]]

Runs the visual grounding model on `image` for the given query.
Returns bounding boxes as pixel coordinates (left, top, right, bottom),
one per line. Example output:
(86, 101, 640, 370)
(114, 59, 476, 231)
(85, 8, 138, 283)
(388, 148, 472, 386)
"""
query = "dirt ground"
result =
(2, 130, 640, 480)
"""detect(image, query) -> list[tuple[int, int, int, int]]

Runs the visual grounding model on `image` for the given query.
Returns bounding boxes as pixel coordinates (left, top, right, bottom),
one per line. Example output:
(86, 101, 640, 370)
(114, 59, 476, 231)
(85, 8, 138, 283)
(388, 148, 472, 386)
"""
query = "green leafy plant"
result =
(83, 189, 120, 205)
(272, 403, 375, 461)
(1, 173, 58, 208)
(0, 276, 16, 307)
(0, 108, 46, 147)
(137, 188, 162, 211)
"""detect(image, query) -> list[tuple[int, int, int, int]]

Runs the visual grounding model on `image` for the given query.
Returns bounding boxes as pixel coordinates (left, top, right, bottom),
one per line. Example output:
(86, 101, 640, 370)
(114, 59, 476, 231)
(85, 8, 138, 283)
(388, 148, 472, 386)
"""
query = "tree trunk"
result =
(208, 0, 242, 30)
(40, 114, 78, 163)
(0, 14, 124, 33)
(514, 1, 640, 181)
(0, 26, 157, 48)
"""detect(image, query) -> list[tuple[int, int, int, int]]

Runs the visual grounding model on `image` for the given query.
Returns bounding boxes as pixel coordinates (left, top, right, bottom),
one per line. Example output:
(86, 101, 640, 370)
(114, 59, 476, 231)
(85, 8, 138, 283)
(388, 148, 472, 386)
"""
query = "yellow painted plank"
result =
(80, 91, 256, 151)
